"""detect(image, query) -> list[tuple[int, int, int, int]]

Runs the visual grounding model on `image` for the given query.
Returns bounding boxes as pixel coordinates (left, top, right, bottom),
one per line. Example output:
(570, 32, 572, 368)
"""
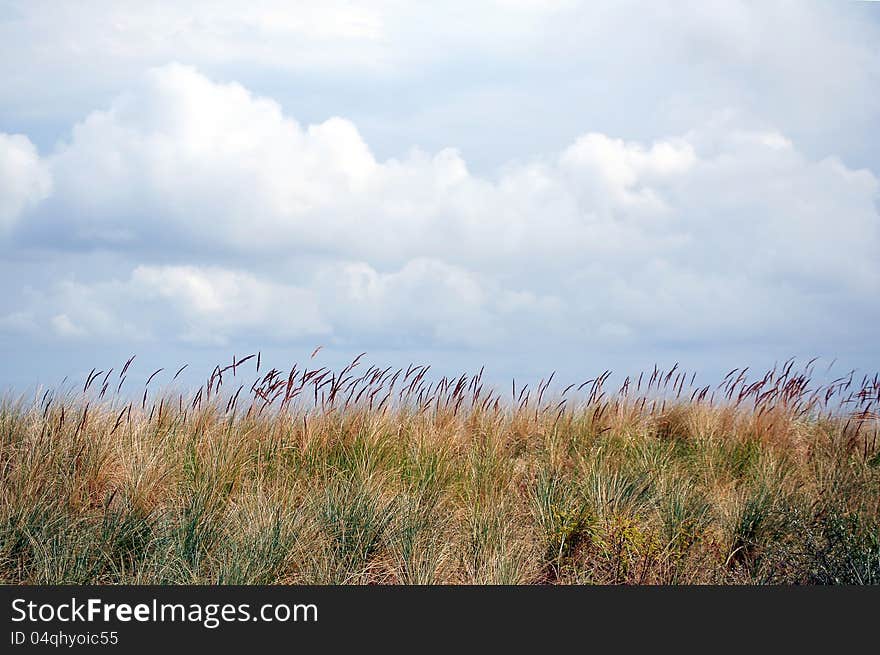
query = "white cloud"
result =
(3, 258, 562, 351)
(2, 265, 325, 347)
(0, 133, 51, 231)
(15, 65, 874, 273)
(0, 1, 389, 75)
(51, 314, 86, 339)
(1, 64, 878, 367)
(314, 258, 565, 348)
(129, 265, 328, 345)
(3, 3, 877, 171)
(35, 64, 381, 251)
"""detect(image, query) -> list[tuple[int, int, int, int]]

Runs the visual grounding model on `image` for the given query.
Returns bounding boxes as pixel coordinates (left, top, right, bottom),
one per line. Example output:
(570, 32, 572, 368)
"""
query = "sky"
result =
(1, 1, 879, 392)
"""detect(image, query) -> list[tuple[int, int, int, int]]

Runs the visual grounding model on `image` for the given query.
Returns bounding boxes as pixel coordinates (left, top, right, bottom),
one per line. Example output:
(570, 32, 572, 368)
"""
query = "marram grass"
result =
(1, 356, 878, 584)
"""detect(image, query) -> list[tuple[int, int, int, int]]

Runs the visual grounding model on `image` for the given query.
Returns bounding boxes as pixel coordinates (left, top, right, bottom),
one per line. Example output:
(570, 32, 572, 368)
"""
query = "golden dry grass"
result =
(1, 356, 878, 584)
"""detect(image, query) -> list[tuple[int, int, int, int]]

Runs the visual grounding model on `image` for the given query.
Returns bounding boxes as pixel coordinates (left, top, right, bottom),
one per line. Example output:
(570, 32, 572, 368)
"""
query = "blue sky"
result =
(1, 1, 879, 391)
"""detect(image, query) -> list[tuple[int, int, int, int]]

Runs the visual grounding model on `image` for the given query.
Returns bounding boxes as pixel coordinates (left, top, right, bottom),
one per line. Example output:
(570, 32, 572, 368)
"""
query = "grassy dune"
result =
(1, 356, 879, 584)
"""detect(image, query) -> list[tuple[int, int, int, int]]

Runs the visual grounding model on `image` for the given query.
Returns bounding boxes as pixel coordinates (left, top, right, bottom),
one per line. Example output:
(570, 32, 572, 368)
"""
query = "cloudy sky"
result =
(2, 1, 879, 390)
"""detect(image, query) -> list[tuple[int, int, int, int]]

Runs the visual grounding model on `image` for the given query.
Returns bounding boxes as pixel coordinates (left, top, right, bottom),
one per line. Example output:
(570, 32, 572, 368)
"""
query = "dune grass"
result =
(1, 356, 878, 584)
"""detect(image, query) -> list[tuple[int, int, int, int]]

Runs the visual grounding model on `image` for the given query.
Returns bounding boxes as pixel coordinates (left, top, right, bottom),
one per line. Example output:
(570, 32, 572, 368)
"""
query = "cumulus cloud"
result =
(314, 258, 565, 348)
(3, 2, 878, 175)
(31, 64, 381, 252)
(129, 265, 328, 345)
(1, 64, 878, 369)
(0, 1, 388, 79)
(3, 265, 328, 347)
(13, 65, 876, 270)
(0, 133, 51, 231)
(2, 256, 564, 351)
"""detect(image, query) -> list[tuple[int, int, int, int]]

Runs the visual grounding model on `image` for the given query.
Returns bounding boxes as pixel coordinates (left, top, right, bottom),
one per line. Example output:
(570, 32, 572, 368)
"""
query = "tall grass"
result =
(0, 356, 878, 584)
